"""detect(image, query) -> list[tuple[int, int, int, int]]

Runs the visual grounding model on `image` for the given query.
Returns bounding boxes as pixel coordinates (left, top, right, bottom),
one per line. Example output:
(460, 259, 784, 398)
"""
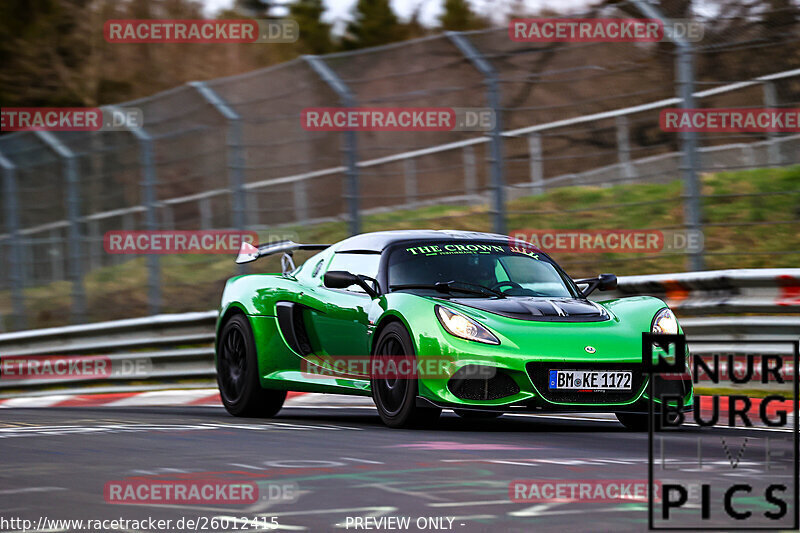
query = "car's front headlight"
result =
(651, 308, 679, 335)
(435, 305, 499, 345)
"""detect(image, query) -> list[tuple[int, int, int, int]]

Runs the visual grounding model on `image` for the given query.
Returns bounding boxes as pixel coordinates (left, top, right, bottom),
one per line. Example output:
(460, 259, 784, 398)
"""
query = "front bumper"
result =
(418, 393, 695, 414)
(417, 354, 694, 413)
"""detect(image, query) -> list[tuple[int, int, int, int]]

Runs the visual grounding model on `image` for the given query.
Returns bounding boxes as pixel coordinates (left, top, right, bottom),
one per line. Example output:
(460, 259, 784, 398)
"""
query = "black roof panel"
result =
(333, 230, 512, 253)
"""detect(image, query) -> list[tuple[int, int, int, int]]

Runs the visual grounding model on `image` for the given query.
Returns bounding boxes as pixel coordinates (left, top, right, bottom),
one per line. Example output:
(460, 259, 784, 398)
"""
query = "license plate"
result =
(549, 370, 632, 390)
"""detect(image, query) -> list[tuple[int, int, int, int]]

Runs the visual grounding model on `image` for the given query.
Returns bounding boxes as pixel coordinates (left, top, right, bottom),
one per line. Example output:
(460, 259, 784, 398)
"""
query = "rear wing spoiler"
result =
(235, 240, 330, 265)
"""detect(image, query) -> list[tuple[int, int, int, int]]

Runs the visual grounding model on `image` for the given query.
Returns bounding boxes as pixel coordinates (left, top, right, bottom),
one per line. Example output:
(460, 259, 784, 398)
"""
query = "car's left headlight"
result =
(651, 308, 678, 335)
(436, 305, 499, 345)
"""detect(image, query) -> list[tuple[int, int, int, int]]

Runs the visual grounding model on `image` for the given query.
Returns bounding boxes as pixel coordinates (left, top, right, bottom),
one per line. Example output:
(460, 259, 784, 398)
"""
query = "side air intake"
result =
(447, 365, 520, 401)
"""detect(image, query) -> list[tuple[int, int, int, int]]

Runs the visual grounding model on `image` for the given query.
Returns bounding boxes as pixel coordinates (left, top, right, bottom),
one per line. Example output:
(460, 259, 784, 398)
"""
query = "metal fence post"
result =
(107, 106, 161, 315)
(404, 159, 418, 206)
(245, 195, 258, 228)
(463, 146, 478, 196)
(0, 151, 27, 330)
(675, 46, 704, 271)
(763, 81, 782, 166)
(199, 197, 212, 229)
(447, 31, 506, 235)
(22, 238, 33, 289)
(188, 82, 247, 231)
(188, 82, 248, 273)
(304, 55, 361, 235)
(527, 133, 544, 195)
(50, 228, 64, 281)
(743, 143, 757, 167)
(615, 115, 636, 183)
(293, 181, 309, 224)
(88, 219, 101, 270)
(34, 131, 87, 323)
(632, 0, 704, 271)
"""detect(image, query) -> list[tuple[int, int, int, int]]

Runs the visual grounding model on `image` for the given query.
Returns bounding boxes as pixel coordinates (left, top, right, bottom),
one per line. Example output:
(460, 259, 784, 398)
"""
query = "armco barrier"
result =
(0, 312, 217, 398)
(0, 269, 798, 399)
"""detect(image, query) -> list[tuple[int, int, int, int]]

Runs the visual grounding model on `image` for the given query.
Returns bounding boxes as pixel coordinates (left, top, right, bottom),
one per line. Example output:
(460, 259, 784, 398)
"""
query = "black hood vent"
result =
(449, 297, 610, 322)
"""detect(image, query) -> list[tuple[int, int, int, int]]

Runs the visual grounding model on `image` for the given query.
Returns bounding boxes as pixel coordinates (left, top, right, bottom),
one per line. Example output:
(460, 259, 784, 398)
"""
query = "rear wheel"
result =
(371, 322, 441, 428)
(616, 411, 680, 431)
(217, 314, 286, 417)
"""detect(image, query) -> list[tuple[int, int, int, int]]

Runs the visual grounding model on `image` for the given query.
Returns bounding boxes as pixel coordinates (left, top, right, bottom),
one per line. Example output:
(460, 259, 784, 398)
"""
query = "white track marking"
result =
(508, 502, 564, 517)
(446, 515, 497, 523)
(0, 487, 66, 495)
(428, 500, 513, 508)
(0, 422, 362, 438)
(510, 502, 648, 517)
(354, 483, 447, 501)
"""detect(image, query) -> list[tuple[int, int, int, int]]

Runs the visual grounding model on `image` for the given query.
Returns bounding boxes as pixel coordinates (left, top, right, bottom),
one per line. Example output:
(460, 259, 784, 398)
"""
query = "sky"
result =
(201, 0, 596, 28)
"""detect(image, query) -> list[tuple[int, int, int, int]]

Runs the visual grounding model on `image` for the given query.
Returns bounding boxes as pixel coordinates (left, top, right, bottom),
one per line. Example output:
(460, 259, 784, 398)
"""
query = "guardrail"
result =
(0, 312, 217, 398)
(0, 269, 797, 398)
(605, 268, 800, 315)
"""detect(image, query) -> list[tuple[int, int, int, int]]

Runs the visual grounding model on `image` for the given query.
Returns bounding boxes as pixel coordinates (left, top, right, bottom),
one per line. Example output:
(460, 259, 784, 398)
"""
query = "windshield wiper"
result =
(390, 281, 506, 298)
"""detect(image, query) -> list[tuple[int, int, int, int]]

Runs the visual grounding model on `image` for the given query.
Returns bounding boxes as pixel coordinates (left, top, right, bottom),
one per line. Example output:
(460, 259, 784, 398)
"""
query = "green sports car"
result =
(215, 230, 693, 429)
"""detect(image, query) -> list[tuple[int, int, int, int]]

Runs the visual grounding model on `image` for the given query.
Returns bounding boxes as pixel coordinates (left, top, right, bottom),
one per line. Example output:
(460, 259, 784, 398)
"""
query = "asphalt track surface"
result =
(0, 398, 797, 533)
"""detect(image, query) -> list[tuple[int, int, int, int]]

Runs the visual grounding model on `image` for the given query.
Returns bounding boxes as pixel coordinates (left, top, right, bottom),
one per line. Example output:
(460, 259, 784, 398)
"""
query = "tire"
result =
(615, 411, 681, 431)
(454, 409, 503, 419)
(371, 322, 441, 428)
(217, 314, 286, 417)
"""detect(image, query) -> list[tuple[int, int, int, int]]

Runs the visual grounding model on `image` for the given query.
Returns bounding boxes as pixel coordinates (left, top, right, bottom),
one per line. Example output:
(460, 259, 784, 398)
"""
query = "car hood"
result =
(448, 296, 610, 322)
(378, 292, 673, 360)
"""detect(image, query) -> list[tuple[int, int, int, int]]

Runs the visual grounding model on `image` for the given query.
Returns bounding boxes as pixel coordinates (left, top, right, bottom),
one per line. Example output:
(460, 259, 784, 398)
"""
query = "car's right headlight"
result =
(651, 308, 678, 335)
(435, 305, 499, 345)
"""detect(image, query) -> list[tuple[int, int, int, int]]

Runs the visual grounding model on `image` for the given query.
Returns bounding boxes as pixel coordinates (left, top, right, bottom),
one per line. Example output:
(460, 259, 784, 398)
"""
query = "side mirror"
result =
(598, 273, 618, 291)
(323, 270, 380, 298)
(575, 273, 617, 297)
(323, 270, 358, 289)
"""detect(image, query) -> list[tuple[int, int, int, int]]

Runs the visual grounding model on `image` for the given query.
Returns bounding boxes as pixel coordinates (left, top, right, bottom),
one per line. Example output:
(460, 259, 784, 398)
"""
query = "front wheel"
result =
(217, 314, 286, 417)
(371, 322, 441, 428)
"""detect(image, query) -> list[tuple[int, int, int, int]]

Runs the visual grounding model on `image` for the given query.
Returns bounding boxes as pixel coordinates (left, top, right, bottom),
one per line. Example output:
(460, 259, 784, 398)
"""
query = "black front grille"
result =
(526, 362, 645, 404)
(448, 366, 520, 401)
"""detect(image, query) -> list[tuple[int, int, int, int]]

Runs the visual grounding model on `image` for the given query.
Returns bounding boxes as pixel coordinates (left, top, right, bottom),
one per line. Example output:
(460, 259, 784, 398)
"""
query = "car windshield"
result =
(388, 241, 579, 298)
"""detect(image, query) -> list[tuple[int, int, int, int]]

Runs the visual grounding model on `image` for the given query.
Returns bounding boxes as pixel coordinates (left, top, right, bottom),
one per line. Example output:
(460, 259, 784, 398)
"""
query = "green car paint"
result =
(215, 231, 693, 413)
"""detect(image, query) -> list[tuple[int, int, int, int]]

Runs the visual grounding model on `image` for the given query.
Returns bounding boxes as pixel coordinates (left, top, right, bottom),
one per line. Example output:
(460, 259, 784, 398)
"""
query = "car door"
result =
(305, 251, 382, 358)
